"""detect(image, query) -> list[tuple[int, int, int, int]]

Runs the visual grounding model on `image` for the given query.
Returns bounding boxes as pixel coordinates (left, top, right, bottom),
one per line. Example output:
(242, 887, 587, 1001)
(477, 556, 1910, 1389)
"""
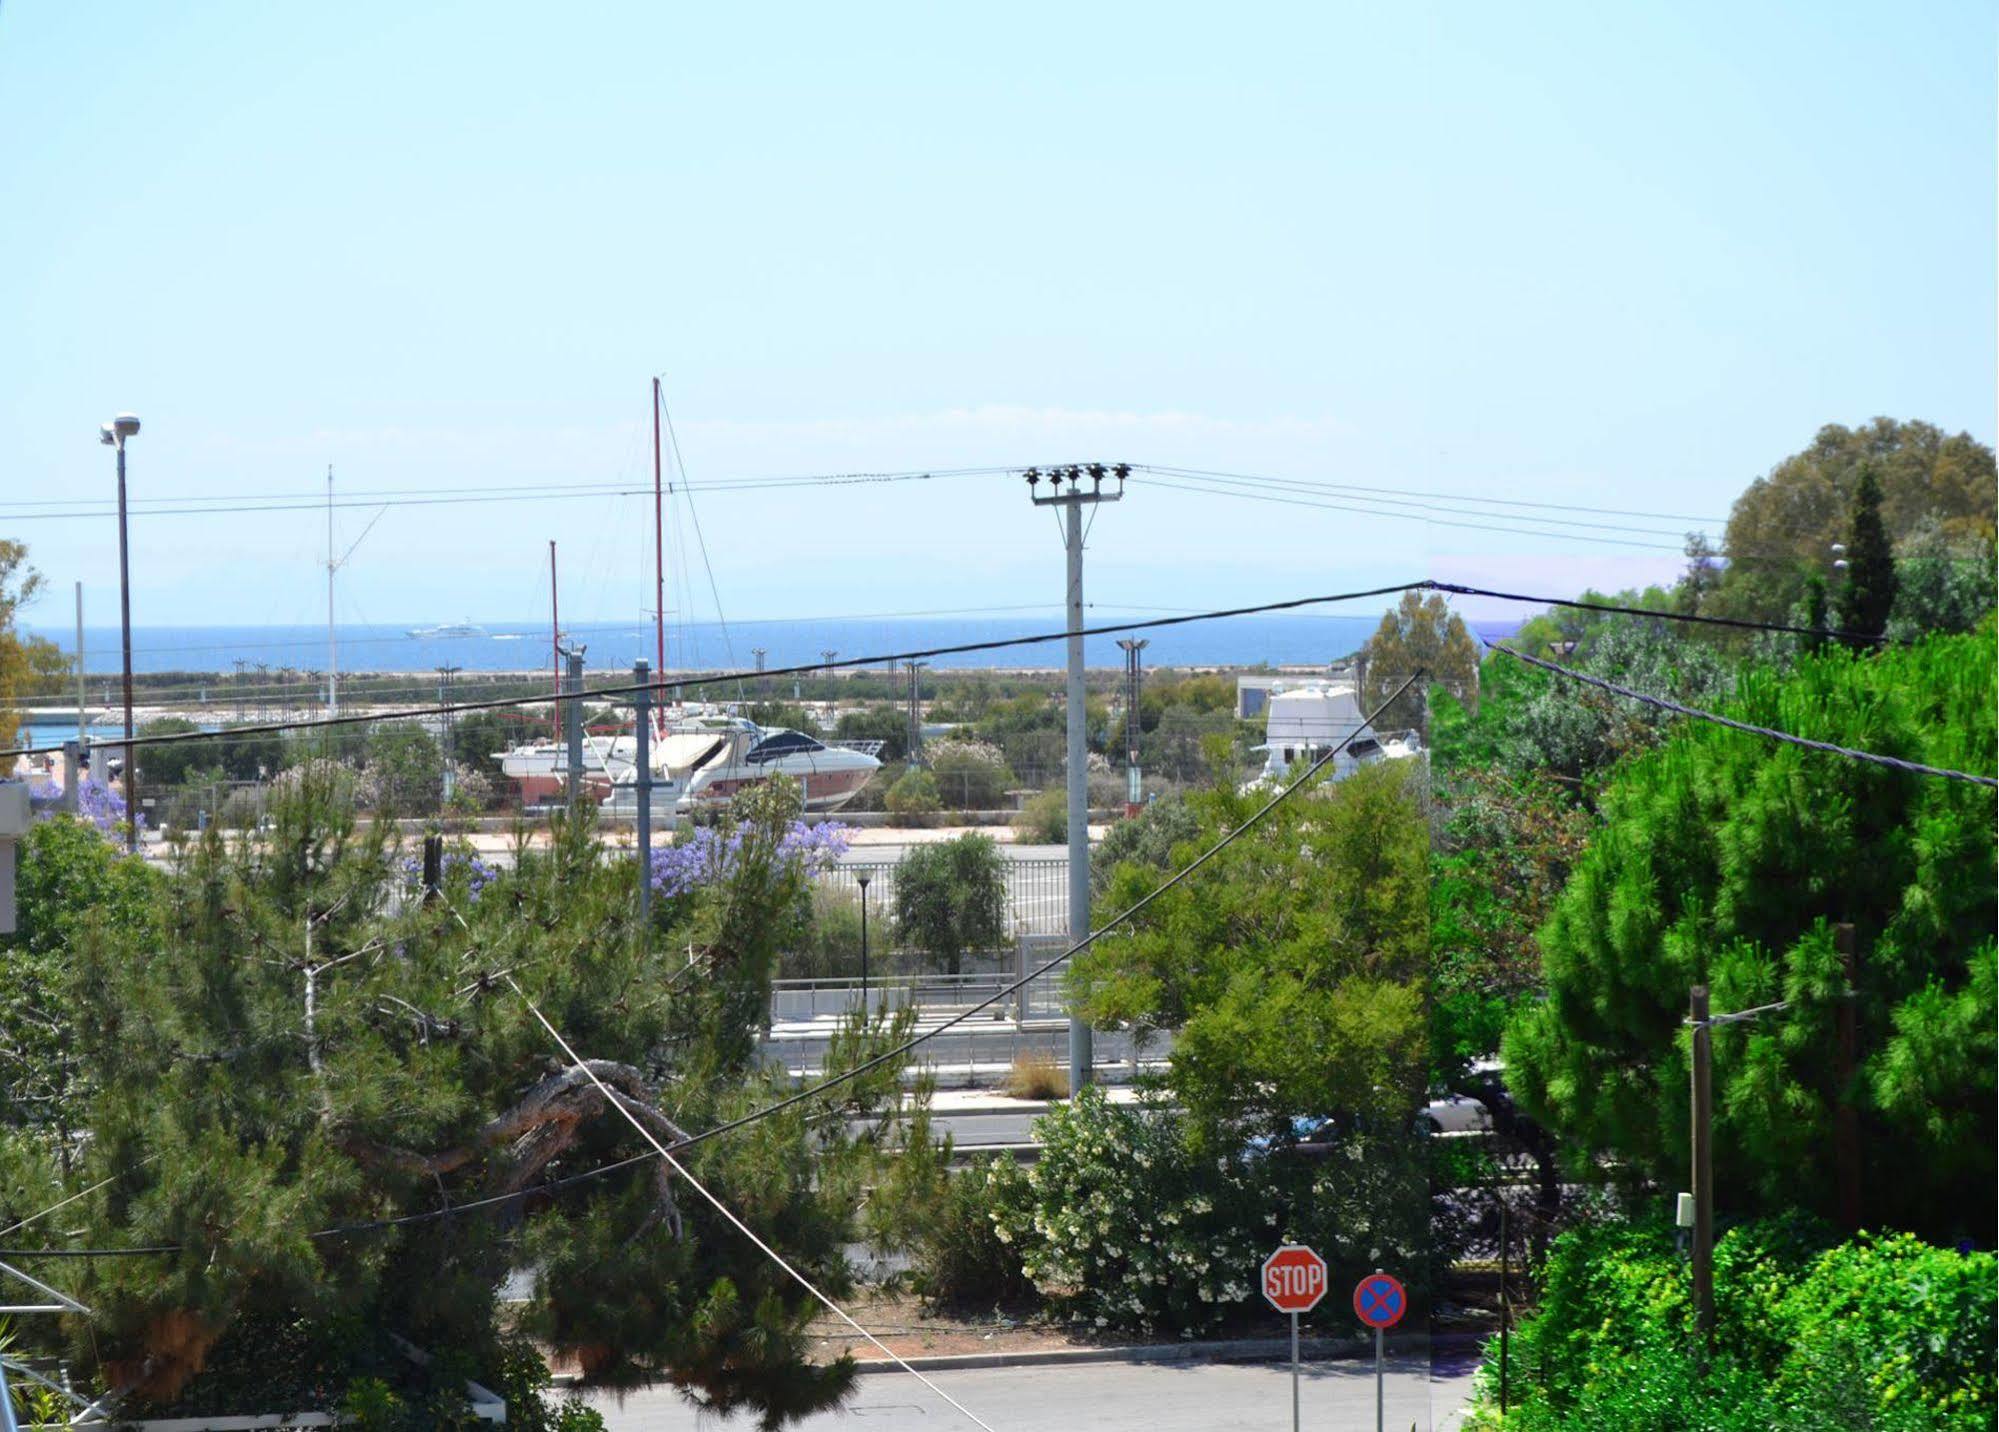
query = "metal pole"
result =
(0, 1352, 21, 1432)
(61, 741, 79, 815)
(1499, 1198, 1511, 1416)
(634, 659, 652, 927)
(549, 541, 562, 742)
(1691, 984, 1715, 1355)
(1063, 497, 1092, 1092)
(1290, 1309, 1300, 1432)
(653, 380, 667, 701)
(1374, 1325, 1384, 1432)
(326, 465, 337, 719)
(858, 874, 871, 1011)
(1834, 922, 1861, 1230)
(74, 581, 85, 751)
(114, 440, 137, 854)
(564, 649, 585, 807)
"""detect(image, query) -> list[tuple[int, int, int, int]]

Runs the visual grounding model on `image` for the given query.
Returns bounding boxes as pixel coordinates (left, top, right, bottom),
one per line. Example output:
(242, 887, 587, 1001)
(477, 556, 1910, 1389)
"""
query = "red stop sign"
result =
(1261, 1243, 1328, 1314)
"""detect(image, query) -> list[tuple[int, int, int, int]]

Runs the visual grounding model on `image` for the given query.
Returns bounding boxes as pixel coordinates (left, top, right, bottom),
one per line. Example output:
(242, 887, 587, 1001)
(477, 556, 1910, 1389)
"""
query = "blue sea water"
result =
(30, 614, 1522, 679)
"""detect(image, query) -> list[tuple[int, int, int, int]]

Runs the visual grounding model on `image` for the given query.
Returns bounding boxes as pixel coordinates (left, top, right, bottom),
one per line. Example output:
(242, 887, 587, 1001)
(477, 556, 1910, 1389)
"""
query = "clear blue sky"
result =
(3, 1, 1992, 633)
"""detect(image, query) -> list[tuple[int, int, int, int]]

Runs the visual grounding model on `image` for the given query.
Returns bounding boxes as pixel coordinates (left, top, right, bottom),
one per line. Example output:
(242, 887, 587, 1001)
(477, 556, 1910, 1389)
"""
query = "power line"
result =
(1138, 474, 1690, 552)
(1487, 642, 1998, 788)
(1137, 466, 1707, 538)
(0, 581, 1426, 761)
(655, 670, 1422, 1157)
(506, 974, 1000, 1432)
(1136, 464, 1727, 527)
(1429, 580, 1892, 645)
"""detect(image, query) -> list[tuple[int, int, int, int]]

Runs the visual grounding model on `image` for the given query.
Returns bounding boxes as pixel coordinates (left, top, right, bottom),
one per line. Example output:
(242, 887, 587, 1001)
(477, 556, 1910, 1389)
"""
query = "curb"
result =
(551, 1330, 1485, 1386)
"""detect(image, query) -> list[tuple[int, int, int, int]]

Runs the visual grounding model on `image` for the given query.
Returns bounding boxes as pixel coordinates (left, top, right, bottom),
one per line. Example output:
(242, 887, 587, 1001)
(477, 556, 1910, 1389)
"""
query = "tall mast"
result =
(326, 465, 337, 716)
(652, 377, 667, 731)
(549, 539, 561, 742)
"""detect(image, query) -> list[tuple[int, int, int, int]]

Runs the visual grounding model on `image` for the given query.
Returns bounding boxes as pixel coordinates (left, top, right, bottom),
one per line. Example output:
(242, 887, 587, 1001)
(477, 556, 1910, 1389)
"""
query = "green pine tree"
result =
(1835, 464, 1898, 645)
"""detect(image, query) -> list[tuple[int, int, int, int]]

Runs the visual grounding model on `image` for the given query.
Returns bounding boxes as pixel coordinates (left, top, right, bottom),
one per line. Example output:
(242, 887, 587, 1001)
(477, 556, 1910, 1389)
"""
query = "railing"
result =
(815, 858, 1069, 940)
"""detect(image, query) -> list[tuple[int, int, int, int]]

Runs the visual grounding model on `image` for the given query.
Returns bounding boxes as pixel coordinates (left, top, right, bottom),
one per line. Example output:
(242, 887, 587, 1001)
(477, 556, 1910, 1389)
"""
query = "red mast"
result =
(548, 539, 560, 742)
(652, 377, 667, 733)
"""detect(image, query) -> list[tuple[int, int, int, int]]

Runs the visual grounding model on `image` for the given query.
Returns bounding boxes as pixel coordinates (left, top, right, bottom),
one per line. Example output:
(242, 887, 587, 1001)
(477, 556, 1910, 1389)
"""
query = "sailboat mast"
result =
(326, 465, 338, 716)
(652, 377, 666, 728)
(549, 539, 561, 743)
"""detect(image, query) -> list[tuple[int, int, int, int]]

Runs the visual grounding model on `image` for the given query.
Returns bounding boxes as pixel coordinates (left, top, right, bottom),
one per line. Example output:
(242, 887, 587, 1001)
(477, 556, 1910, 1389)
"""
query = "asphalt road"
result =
(576, 1349, 1481, 1430)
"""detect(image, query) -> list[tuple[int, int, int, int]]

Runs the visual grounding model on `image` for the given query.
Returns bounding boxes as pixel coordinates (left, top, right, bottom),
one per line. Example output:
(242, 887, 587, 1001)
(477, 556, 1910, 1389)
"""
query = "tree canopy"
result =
(1503, 628, 1996, 1239)
(6, 779, 927, 1425)
(1360, 590, 1478, 735)
(0, 539, 68, 750)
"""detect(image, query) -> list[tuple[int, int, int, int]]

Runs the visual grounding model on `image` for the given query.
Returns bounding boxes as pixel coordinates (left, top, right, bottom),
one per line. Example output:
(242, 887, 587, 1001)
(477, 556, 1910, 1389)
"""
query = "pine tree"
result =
(1800, 573, 1829, 655)
(6, 774, 927, 1424)
(1835, 464, 1898, 646)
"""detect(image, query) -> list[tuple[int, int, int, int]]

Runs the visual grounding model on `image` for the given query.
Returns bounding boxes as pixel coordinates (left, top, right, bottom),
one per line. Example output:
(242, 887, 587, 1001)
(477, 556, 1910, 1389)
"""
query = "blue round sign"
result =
(1352, 1271, 1407, 1329)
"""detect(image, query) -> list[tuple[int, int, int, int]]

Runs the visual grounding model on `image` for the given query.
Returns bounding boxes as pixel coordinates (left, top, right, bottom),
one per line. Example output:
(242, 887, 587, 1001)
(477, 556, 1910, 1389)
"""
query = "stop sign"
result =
(1261, 1243, 1328, 1314)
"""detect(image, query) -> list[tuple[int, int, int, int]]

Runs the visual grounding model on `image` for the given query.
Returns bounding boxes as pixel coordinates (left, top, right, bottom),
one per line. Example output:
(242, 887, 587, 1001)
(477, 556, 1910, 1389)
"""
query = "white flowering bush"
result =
(985, 1088, 1437, 1336)
(994, 1089, 1270, 1333)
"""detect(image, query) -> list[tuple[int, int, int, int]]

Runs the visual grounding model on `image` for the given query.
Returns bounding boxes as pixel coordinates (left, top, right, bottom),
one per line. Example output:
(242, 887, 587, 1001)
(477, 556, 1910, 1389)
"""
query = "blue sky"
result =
(3, 2, 1992, 635)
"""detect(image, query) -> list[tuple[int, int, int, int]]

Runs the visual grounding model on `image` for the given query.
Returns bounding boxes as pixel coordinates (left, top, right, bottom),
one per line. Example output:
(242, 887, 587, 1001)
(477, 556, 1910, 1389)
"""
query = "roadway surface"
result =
(577, 1347, 1480, 1430)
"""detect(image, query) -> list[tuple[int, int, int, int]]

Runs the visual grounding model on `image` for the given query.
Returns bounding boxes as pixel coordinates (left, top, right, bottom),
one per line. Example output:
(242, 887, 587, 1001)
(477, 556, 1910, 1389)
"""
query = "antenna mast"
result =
(652, 377, 667, 733)
(326, 465, 337, 716)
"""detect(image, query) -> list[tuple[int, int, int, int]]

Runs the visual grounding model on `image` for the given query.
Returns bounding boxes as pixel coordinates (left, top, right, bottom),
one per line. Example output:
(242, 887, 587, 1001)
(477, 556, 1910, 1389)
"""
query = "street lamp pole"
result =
(101, 414, 141, 853)
(857, 872, 872, 1012)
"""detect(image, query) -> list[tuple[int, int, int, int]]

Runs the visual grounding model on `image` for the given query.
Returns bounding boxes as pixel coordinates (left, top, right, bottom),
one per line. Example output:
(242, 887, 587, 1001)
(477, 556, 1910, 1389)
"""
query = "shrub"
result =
(884, 767, 941, 821)
(892, 834, 1008, 973)
(916, 1156, 1035, 1310)
(1012, 788, 1066, 844)
(1090, 793, 1202, 895)
(1475, 1217, 1997, 1431)
(1003, 1051, 1067, 1100)
(926, 739, 1014, 810)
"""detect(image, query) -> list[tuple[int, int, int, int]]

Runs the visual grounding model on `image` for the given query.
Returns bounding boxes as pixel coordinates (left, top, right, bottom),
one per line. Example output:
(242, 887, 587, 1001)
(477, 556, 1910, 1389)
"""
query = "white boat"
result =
(643, 712, 879, 812)
(1247, 679, 1422, 787)
(408, 621, 488, 639)
(500, 381, 883, 816)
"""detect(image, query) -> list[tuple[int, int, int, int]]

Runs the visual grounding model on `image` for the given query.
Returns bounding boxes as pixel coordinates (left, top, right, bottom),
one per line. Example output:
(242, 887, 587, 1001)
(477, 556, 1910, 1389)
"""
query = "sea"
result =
(17, 614, 1522, 747)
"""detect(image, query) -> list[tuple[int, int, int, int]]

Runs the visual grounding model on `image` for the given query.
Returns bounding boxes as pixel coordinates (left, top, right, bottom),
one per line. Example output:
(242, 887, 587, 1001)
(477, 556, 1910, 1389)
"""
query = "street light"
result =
(856, 872, 872, 1013)
(100, 413, 141, 853)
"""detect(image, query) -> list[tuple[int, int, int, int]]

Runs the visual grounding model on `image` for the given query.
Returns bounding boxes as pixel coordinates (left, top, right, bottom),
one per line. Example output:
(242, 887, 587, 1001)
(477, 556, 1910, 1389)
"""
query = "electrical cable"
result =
(1486, 643, 1998, 788)
(653, 670, 1422, 1158)
(506, 975, 1001, 1432)
(0, 581, 1426, 760)
(1428, 580, 1893, 645)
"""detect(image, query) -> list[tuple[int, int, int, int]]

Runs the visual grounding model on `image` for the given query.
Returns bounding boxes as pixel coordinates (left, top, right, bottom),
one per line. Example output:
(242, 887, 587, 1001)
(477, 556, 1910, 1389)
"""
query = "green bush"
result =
(892, 834, 1007, 974)
(916, 1156, 1035, 1309)
(992, 1088, 1430, 1336)
(884, 767, 941, 820)
(1012, 788, 1066, 844)
(1475, 1217, 1996, 1431)
(926, 740, 1014, 810)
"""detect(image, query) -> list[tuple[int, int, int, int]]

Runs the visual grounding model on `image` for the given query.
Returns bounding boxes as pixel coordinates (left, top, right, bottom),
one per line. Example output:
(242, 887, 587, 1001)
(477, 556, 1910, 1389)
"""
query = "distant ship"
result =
(407, 621, 488, 639)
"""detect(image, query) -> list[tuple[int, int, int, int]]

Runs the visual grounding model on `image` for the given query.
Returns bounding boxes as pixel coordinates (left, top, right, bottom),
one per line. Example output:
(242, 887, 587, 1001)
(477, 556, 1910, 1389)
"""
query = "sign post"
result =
(1352, 1270, 1406, 1432)
(1261, 1242, 1327, 1431)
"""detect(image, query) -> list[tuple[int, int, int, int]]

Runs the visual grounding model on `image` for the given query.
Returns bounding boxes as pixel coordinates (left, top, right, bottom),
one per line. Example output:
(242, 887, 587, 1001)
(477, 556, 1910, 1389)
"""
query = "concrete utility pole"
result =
(1117, 637, 1148, 817)
(1690, 984, 1715, 1355)
(904, 661, 927, 765)
(100, 412, 141, 853)
(563, 647, 586, 807)
(436, 664, 462, 804)
(74, 583, 86, 751)
(633, 659, 653, 927)
(1026, 463, 1127, 1094)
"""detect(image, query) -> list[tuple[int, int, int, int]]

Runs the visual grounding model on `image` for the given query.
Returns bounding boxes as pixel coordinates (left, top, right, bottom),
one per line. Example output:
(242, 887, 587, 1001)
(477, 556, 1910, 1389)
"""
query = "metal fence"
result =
(814, 857, 1069, 942)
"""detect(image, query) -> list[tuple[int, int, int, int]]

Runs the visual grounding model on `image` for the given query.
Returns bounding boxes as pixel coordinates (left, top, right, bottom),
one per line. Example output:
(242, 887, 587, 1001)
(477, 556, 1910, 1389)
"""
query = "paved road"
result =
(577, 1349, 1481, 1430)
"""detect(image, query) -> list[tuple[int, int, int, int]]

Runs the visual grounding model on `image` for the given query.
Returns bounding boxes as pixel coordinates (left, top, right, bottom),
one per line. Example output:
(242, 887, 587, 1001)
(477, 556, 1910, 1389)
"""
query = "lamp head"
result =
(112, 413, 141, 439)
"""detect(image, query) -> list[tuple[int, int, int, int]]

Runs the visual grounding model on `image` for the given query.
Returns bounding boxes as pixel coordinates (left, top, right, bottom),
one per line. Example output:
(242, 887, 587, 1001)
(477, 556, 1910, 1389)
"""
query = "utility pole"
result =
(100, 412, 141, 853)
(753, 647, 769, 699)
(436, 664, 462, 805)
(633, 659, 653, 927)
(74, 583, 86, 752)
(821, 648, 838, 672)
(1116, 637, 1148, 817)
(1690, 984, 1715, 1356)
(1834, 922, 1861, 1230)
(1025, 462, 1127, 1095)
(326, 466, 338, 718)
(904, 661, 927, 764)
(563, 647, 585, 807)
